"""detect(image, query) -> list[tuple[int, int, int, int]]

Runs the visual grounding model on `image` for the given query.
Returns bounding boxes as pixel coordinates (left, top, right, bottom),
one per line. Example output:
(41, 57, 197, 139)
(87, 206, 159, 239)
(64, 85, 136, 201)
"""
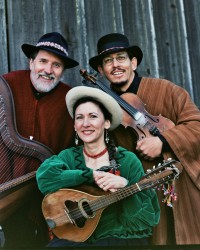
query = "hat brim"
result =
(21, 44, 79, 69)
(65, 86, 122, 130)
(89, 46, 143, 72)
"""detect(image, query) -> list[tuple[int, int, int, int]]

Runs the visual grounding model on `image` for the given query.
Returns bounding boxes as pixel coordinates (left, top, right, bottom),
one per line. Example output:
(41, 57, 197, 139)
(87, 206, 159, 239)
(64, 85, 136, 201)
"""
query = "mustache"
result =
(38, 73, 55, 80)
(111, 67, 125, 74)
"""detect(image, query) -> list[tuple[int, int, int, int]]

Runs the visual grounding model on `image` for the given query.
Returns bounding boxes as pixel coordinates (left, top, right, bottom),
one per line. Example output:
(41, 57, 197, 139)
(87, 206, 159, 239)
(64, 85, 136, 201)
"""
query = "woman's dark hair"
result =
(73, 96, 112, 123)
(73, 96, 119, 171)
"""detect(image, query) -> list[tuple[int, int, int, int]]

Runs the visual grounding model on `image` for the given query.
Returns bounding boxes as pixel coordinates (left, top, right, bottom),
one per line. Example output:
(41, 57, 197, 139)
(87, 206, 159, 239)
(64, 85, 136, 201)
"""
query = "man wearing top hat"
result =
(1, 32, 79, 247)
(89, 33, 200, 245)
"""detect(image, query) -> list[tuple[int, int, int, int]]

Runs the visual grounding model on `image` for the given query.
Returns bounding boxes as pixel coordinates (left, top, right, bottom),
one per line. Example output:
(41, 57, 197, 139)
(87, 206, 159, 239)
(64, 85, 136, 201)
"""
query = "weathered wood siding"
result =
(0, 0, 200, 106)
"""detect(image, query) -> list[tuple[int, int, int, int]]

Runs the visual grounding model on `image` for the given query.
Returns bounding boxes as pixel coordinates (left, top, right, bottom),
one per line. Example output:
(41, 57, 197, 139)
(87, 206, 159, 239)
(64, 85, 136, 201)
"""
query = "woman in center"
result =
(36, 86, 160, 247)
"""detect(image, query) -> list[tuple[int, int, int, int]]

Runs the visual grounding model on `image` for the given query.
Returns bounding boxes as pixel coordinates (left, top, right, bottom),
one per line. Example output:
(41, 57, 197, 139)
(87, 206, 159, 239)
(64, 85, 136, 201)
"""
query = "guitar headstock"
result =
(145, 158, 181, 176)
(141, 158, 182, 190)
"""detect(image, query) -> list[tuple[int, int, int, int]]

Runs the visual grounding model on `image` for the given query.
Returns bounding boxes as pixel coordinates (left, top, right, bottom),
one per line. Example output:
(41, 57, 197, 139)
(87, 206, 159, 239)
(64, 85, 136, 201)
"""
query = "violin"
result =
(80, 69, 175, 141)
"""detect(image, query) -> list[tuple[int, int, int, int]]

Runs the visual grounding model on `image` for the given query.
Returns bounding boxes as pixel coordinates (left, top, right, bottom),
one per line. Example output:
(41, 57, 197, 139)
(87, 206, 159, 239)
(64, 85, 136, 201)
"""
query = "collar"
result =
(111, 76, 142, 95)
(32, 85, 48, 99)
(31, 81, 61, 99)
(126, 76, 142, 94)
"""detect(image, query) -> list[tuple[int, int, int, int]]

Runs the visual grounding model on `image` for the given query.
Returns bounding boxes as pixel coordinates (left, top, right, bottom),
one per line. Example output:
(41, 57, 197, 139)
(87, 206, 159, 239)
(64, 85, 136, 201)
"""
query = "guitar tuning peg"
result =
(166, 158, 172, 162)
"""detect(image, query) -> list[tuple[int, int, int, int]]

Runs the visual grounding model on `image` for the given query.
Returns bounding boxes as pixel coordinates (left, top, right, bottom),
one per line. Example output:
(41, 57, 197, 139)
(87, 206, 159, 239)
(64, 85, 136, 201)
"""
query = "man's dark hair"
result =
(30, 49, 66, 68)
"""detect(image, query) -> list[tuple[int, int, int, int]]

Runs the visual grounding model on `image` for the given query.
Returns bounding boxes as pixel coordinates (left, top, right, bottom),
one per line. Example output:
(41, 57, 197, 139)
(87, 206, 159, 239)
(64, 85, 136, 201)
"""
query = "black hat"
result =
(21, 32, 79, 69)
(89, 33, 143, 72)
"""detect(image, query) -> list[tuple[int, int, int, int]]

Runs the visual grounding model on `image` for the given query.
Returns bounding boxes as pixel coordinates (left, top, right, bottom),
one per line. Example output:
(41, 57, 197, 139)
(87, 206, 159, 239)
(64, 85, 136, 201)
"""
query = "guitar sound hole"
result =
(65, 200, 87, 228)
(82, 201, 93, 216)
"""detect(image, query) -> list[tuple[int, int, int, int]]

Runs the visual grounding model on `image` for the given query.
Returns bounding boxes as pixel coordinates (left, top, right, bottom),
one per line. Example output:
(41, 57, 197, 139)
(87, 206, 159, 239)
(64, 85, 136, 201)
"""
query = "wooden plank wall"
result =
(0, 0, 200, 107)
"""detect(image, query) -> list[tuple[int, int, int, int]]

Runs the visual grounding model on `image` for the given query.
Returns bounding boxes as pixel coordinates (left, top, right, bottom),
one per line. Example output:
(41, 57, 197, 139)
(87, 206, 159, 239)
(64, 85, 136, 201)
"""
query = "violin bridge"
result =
(134, 112, 142, 120)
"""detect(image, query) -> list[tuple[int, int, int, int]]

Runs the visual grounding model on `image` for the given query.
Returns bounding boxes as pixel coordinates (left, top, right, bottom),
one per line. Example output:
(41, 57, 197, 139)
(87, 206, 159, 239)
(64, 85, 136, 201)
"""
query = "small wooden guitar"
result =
(42, 158, 182, 242)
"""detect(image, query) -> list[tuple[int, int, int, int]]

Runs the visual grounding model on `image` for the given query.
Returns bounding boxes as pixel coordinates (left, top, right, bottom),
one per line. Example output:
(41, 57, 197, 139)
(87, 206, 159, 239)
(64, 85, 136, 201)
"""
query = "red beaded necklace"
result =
(83, 147, 108, 159)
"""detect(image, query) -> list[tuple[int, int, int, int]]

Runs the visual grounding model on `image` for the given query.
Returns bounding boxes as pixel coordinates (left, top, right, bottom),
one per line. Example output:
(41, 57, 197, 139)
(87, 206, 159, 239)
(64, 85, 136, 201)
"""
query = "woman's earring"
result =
(75, 132, 79, 146)
(105, 129, 109, 144)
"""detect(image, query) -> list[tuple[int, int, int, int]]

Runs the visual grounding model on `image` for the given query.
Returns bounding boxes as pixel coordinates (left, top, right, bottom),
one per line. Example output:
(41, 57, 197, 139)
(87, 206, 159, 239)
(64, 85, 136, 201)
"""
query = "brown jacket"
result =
(112, 77, 200, 245)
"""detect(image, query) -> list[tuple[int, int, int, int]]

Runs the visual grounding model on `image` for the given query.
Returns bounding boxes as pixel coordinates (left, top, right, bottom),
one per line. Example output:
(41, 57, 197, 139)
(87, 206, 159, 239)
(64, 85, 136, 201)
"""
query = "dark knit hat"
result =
(21, 32, 79, 69)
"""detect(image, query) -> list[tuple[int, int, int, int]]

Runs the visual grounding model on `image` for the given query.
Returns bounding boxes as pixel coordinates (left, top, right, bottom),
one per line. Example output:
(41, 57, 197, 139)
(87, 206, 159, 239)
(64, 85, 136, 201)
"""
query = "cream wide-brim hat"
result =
(65, 86, 122, 130)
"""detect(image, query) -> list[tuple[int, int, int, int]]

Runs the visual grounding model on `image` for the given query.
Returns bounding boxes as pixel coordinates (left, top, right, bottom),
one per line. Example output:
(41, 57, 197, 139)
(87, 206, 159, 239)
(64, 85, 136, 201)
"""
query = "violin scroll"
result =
(80, 69, 96, 84)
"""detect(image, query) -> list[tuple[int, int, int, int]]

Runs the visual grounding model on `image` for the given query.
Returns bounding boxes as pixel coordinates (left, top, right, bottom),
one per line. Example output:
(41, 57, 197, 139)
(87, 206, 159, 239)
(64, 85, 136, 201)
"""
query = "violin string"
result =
(94, 79, 159, 129)
(96, 80, 138, 117)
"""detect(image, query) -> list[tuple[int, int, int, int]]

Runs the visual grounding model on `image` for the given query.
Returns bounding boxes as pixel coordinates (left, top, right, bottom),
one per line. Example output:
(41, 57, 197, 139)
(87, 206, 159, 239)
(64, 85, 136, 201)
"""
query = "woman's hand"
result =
(93, 170, 128, 192)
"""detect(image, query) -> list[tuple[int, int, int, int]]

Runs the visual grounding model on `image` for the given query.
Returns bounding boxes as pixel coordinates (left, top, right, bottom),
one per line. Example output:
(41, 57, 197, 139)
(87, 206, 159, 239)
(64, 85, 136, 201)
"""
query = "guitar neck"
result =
(91, 183, 140, 210)
(89, 166, 176, 212)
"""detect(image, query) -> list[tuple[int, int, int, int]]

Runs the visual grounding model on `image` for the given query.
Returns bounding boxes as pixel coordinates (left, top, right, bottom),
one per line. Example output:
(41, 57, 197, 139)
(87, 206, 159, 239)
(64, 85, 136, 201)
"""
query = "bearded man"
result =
(1, 32, 79, 247)
(3, 32, 79, 154)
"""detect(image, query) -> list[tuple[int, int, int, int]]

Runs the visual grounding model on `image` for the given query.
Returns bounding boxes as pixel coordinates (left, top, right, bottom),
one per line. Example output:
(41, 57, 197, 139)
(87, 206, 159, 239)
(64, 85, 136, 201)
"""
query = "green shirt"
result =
(36, 146, 160, 242)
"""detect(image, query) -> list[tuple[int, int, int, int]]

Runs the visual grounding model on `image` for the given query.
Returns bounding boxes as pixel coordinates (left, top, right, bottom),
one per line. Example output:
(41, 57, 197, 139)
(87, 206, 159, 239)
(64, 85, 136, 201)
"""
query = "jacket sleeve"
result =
(161, 84, 200, 189)
(118, 150, 160, 232)
(138, 78, 200, 189)
(36, 149, 93, 195)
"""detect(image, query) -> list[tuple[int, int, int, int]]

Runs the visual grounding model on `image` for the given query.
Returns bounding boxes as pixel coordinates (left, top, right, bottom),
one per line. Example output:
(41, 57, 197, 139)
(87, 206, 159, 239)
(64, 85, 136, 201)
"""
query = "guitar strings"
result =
(51, 164, 175, 226)
(49, 179, 165, 226)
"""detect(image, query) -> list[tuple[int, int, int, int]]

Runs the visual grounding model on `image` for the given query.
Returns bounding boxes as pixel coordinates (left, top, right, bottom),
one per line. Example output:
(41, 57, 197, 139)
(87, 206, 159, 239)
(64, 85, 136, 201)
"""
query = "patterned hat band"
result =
(21, 32, 79, 69)
(36, 41, 68, 57)
(99, 46, 125, 55)
(89, 33, 143, 72)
